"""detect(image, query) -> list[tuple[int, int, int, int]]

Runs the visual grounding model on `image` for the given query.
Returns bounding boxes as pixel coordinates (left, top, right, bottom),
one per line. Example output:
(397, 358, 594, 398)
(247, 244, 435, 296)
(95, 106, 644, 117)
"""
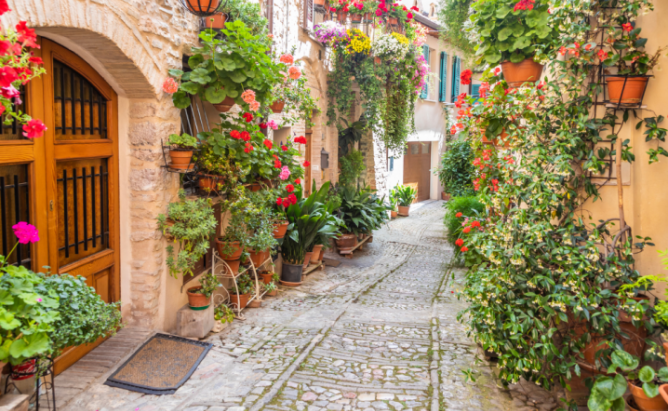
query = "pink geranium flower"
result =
(13, 222, 39, 244)
(241, 89, 256, 104)
(22, 119, 46, 139)
(279, 54, 294, 65)
(249, 100, 260, 112)
(288, 66, 302, 80)
(162, 78, 178, 94)
(267, 120, 279, 130)
(279, 166, 291, 180)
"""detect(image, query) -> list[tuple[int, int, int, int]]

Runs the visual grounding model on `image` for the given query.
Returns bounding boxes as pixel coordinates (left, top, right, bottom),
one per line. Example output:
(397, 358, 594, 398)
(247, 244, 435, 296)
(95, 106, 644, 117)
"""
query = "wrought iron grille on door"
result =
(0, 165, 30, 268)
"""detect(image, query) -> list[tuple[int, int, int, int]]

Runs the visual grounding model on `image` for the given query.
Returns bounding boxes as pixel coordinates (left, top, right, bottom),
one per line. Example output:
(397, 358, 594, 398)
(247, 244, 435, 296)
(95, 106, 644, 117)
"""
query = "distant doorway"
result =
(403, 142, 431, 202)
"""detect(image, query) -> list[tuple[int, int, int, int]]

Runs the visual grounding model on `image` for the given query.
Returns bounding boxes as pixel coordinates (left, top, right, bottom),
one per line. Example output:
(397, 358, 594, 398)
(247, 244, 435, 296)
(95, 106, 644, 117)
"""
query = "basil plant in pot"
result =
(470, 0, 557, 87)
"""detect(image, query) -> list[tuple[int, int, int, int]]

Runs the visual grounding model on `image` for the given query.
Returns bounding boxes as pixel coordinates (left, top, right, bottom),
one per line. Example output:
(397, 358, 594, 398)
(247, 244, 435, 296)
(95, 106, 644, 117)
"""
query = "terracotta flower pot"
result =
(272, 220, 289, 239)
(441, 192, 450, 201)
(350, 13, 363, 23)
(198, 174, 223, 191)
(629, 381, 668, 411)
(664, 342, 668, 366)
(216, 239, 243, 260)
(310, 245, 323, 263)
(260, 272, 273, 285)
(303, 252, 313, 269)
(318, 247, 325, 261)
(213, 96, 236, 112)
(230, 293, 250, 309)
(249, 183, 262, 192)
(187, 287, 211, 308)
(336, 234, 357, 251)
(398, 205, 410, 216)
(270, 100, 285, 113)
(186, 0, 220, 13)
(249, 299, 262, 308)
(363, 12, 372, 21)
(388, 17, 398, 25)
(222, 258, 240, 276)
(337, 11, 348, 23)
(659, 385, 668, 406)
(391, 210, 397, 218)
(249, 249, 265, 267)
(169, 149, 194, 170)
(607, 76, 649, 105)
(314, 0, 326, 5)
(501, 58, 544, 88)
(204, 13, 227, 29)
(267, 289, 278, 296)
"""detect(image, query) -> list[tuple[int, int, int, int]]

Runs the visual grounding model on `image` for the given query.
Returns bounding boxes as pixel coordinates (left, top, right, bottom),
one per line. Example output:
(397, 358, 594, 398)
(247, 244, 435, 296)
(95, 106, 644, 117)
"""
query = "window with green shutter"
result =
(451, 56, 460, 101)
(420, 45, 430, 99)
(438, 52, 447, 102)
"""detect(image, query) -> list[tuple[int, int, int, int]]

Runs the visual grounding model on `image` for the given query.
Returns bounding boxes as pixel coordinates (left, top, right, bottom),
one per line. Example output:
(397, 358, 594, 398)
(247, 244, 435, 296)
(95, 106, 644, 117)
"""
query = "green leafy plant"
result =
(192, 272, 221, 299)
(637, 116, 668, 164)
(469, 0, 558, 65)
(336, 186, 389, 235)
(157, 190, 218, 278)
(264, 282, 277, 293)
(443, 196, 484, 248)
(339, 149, 366, 188)
(220, 0, 269, 36)
(233, 273, 255, 295)
(438, 0, 476, 58)
(589, 350, 668, 411)
(169, 20, 282, 109)
(392, 184, 416, 207)
(438, 139, 475, 197)
(598, 17, 664, 76)
(167, 133, 197, 149)
(37, 273, 122, 356)
(214, 304, 235, 324)
(337, 118, 366, 156)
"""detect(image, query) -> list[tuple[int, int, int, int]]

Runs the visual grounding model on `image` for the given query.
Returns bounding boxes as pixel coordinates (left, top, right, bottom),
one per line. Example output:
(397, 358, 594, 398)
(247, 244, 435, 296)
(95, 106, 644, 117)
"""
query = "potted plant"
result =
(470, 0, 557, 87)
(313, 21, 349, 47)
(168, 20, 282, 112)
(194, 143, 238, 193)
(186, 272, 221, 309)
(270, 48, 319, 127)
(185, 0, 220, 14)
(599, 23, 664, 105)
(167, 133, 198, 170)
(392, 184, 416, 216)
(259, 270, 274, 284)
(335, 185, 387, 246)
(230, 273, 254, 309)
(389, 188, 398, 218)
(157, 191, 218, 278)
(214, 304, 235, 329)
(589, 350, 668, 411)
(371, 32, 410, 62)
(264, 282, 278, 297)
(330, 1, 350, 23)
(203, 12, 227, 30)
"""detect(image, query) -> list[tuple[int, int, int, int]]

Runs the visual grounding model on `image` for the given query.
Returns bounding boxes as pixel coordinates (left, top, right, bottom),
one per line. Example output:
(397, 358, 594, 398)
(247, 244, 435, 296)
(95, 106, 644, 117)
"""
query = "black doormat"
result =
(105, 333, 212, 395)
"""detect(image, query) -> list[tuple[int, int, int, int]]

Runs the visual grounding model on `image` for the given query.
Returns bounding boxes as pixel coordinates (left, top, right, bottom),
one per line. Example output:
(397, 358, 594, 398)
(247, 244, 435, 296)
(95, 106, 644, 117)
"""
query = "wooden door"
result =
(39, 39, 120, 374)
(403, 142, 431, 202)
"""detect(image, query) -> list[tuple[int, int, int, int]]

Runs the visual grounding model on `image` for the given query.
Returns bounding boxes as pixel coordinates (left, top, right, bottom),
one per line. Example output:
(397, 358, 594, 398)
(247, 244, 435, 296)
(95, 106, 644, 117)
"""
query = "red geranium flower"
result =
(295, 178, 301, 184)
(0, 66, 18, 88)
(462, 226, 471, 234)
(461, 246, 469, 252)
(274, 159, 282, 168)
(22, 119, 46, 139)
(282, 198, 291, 207)
(622, 23, 633, 32)
(455, 212, 463, 218)
(230, 130, 241, 139)
(241, 131, 250, 141)
(244, 142, 254, 153)
(281, 145, 288, 151)
(460, 69, 472, 85)
(277, 197, 283, 205)
(242, 112, 253, 123)
(471, 221, 481, 228)
(259, 123, 268, 129)
(263, 139, 273, 149)
(455, 238, 464, 247)
(303, 160, 310, 167)
(288, 193, 297, 204)
(15, 22, 38, 49)
(294, 135, 307, 144)
(28, 56, 43, 65)
(286, 184, 295, 193)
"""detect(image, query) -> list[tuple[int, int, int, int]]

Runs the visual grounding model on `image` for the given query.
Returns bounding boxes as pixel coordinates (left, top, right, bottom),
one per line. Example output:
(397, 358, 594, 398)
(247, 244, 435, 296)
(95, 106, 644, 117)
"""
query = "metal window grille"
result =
(0, 87, 26, 140)
(53, 60, 107, 139)
(57, 165, 109, 259)
(0, 166, 31, 268)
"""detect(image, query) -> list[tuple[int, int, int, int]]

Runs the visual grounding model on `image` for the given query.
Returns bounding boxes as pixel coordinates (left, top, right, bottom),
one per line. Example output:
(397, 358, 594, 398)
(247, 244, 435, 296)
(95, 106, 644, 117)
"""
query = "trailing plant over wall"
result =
(451, 0, 664, 401)
(338, 149, 366, 188)
(438, 0, 476, 58)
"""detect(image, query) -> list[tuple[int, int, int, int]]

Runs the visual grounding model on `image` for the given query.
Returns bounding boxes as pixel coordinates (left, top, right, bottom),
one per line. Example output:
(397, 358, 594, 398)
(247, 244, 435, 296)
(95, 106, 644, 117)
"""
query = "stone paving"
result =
(58, 201, 563, 411)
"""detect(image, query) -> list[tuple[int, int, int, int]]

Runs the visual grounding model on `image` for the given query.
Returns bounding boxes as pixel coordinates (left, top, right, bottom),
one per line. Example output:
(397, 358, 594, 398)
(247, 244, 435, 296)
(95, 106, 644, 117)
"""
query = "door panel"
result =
(403, 142, 431, 202)
(39, 39, 120, 375)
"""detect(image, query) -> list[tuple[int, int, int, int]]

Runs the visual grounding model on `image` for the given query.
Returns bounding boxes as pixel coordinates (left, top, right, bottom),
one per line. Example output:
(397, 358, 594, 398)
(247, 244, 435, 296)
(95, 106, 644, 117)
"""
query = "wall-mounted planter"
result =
(213, 96, 236, 112)
(186, 0, 220, 14)
(606, 76, 649, 105)
(350, 13, 363, 23)
(169, 149, 194, 170)
(203, 13, 227, 29)
(501, 59, 543, 88)
(270, 99, 285, 113)
(337, 11, 348, 23)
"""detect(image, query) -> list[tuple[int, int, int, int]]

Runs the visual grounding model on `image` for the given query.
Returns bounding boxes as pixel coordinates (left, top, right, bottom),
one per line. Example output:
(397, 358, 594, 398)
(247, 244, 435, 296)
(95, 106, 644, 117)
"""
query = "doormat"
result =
(105, 333, 212, 395)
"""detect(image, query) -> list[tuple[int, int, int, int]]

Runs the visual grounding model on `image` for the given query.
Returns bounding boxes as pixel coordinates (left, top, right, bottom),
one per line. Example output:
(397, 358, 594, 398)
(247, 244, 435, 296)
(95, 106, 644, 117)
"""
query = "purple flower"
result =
(12, 222, 39, 244)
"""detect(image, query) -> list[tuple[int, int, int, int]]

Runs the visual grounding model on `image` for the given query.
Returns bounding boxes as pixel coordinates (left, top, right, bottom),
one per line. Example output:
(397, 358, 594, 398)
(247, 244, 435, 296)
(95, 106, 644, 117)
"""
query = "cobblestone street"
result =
(59, 201, 560, 411)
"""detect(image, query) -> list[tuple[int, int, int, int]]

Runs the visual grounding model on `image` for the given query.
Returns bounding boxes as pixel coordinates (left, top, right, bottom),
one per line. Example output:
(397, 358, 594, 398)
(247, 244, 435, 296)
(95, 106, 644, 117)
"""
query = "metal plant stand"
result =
(4, 357, 56, 410)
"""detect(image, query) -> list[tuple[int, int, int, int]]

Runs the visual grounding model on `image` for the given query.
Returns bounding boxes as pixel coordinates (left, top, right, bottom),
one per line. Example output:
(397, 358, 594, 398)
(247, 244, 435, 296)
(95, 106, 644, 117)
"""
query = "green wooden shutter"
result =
(453, 57, 461, 98)
(420, 45, 430, 99)
(438, 52, 447, 102)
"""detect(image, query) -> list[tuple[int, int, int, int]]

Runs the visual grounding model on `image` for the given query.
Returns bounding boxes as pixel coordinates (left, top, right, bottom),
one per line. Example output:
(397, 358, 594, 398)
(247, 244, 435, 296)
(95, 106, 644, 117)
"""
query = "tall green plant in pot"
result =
(393, 184, 416, 216)
(469, 0, 558, 87)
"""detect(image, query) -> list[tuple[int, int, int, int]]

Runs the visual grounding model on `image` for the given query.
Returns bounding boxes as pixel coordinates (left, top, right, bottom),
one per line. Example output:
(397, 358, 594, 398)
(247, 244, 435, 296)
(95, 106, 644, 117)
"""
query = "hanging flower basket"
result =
(185, 0, 220, 14)
(337, 11, 348, 23)
(605, 75, 650, 105)
(387, 17, 398, 25)
(212, 96, 236, 112)
(314, 0, 326, 5)
(501, 58, 544, 88)
(350, 13, 363, 23)
(270, 99, 285, 113)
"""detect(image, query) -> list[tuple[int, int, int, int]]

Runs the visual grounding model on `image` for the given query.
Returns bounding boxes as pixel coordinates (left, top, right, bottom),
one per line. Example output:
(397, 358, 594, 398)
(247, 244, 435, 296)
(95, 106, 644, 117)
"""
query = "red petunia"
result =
(455, 212, 463, 218)
(0, 66, 18, 88)
(462, 226, 471, 234)
(294, 135, 307, 144)
(28, 56, 44, 65)
(455, 238, 464, 247)
(303, 161, 310, 167)
(241, 131, 250, 142)
(263, 139, 272, 149)
(295, 178, 301, 184)
(0, 41, 11, 57)
(286, 184, 295, 193)
(15, 22, 38, 49)
(0, 0, 11, 16)
(22, 119, 47, 139)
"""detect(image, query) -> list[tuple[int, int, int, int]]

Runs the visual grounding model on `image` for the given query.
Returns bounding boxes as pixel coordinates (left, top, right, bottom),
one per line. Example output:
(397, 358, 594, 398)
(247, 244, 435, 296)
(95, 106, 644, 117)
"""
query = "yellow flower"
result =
(391, 32, 409, 45)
